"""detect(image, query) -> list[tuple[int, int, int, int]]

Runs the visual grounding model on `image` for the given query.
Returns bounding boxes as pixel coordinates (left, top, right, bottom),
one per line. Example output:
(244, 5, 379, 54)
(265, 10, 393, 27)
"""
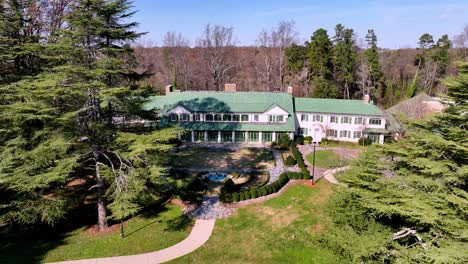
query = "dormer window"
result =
(369, 118, 381, 125)
(233, 114, 240, 121)
(193, 114, 201, 121)
(170, 113, 178, 122)
(269, 115, 284, 123)
(253, 115, 259, 122)
(214, 114, 222, 121)
(206, 114, 213, 121)
(241, 115, 249, 121)
(181, 114, 189, 121)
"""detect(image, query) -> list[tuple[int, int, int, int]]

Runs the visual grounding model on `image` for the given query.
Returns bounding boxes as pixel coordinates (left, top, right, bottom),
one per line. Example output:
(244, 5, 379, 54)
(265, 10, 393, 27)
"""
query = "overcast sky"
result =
(132, 0, 468, 49)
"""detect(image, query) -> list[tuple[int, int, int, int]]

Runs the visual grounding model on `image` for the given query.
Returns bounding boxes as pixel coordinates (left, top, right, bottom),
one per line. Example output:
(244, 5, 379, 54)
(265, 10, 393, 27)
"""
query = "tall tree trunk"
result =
(95, 160, 108, 231)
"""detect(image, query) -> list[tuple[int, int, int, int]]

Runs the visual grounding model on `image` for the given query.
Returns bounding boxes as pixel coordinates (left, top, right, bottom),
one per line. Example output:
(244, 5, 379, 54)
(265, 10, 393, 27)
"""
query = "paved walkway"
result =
(185, 196, 235, 220)
(49, 219, 215, 264)
(322, 166, 350, 186)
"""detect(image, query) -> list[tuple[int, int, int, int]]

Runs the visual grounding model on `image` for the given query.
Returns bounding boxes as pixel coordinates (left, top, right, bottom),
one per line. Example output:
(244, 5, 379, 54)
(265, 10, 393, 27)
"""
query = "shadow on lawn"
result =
(0, 202, 172, 264)
(164, 215, 193, 232)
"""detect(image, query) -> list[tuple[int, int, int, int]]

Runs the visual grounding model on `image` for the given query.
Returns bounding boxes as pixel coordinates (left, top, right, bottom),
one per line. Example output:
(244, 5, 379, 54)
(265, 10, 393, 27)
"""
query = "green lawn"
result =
(0, 205, 193, 263)
(306, 150, 350, 169)
(169, 181, 346, 263)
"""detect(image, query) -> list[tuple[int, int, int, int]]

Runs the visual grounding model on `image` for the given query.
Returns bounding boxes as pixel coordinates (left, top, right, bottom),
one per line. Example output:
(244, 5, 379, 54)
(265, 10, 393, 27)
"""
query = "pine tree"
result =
(306, 28, 337, 98)
(0, 0, 179, 232)
(332, 24, 357, 99)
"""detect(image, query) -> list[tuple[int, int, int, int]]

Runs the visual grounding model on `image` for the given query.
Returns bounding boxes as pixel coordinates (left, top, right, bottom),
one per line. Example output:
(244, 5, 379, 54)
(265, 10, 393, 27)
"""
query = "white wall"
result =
(295, 112, 386, 143)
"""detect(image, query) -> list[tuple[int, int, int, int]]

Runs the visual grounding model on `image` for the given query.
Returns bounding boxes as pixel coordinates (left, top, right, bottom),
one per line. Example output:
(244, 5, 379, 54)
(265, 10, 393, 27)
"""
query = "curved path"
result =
(49, 219, 215, 264)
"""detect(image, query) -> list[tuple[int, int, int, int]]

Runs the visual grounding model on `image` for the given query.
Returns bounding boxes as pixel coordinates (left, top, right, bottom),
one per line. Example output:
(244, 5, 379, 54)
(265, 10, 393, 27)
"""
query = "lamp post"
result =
(312, 141, 317, 183)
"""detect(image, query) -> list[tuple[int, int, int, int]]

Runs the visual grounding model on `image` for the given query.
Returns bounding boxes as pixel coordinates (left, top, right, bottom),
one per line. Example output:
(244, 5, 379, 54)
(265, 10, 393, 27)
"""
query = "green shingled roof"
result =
(143, 91, 294, 114)
(294, 98, 384, 116)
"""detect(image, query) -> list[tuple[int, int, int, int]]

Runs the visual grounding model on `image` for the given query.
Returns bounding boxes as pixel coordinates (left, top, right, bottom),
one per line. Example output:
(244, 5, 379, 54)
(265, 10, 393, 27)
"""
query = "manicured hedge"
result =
(284, 155, 297, 166)
(219, 171, 311, 203)
(290, 142, 310, 176)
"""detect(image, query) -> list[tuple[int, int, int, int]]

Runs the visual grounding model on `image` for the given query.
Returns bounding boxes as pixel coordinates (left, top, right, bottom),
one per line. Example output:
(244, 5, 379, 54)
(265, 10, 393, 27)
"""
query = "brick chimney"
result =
(287, 86, 293, 94)
(165, 85, 173, 95)
(363, 94, 370, 104)
(224, 83, 237, 92)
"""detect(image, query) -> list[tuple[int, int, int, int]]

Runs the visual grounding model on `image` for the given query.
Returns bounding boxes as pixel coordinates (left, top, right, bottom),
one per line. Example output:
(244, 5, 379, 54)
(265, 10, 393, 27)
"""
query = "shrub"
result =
(222, 179, 236, 193)
(295, 135, 304, 145)
(266, 185, 273, 194)
(321, 138, 329, 145)
(232, 192, 240, 202)
(284, 155, 297, 166)
(291, 142, 310, 178)
(271, 141, 278, 148)
(239, 192, 245, 201)
(259, 187, 267, 196)
(244, 191, 251, 200)
(278, 134, 291, 149)
(302, 172, 311, 180)
(358, 138, 372, 146)
(250, 189, 258, 199)
(304, 136, 313, 144)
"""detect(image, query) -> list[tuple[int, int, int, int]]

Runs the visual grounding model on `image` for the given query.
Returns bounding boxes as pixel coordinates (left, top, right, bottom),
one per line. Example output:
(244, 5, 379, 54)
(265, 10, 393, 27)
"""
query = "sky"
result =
(132, 0, 468, 49)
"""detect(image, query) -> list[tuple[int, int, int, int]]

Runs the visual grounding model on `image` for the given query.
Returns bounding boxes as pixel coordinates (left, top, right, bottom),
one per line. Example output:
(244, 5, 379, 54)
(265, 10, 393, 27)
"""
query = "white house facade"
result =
(142, 84, 393, 144)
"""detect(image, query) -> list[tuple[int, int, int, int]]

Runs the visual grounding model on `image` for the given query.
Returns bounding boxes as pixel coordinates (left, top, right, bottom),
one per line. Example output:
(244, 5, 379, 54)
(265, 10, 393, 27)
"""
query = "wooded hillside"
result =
(134, 23, 467, 108)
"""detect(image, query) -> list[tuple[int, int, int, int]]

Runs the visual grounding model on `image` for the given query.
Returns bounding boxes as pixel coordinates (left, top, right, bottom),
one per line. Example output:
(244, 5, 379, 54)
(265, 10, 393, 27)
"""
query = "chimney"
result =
(287, 86, 293, 94)
(363, 94, 370, 104)
(165, 85, 173, 95)
(224, 83, 237, 92)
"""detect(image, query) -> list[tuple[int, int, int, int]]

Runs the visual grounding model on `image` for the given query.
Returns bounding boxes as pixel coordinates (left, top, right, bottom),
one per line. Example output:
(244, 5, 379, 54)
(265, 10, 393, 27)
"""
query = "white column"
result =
(272, 131, 276, 142)
(191, 131, 195, 142)
(177, 133, 181, 140)
(245, 131, 249, 142)
(379, 134, 384, 144)
(232, 131, 235, 143)
(218, 131, 221, 143)
(204, 131, 208, 142)
(259, 131, 263, 143)
(289, 132, 294, 139)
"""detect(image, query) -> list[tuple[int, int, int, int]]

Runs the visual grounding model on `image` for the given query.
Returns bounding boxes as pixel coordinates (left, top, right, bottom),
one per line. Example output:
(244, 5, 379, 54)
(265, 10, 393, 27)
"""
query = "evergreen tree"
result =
(320, 62, 468, 262)
(332, 24, 357, 99)
(362, 29, 383, 102)
(431, 34, 451, 76)
(306, 28, 336, 98)
(0, 0, 179, 232)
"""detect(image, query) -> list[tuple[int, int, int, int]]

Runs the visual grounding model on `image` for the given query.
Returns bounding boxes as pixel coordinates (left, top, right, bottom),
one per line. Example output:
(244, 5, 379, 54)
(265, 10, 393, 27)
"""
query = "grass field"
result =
(306, 150, 351, 169)
(0, 205, 193, 263)
(169, 181, 345, 263)
(172, 147, 274, 170)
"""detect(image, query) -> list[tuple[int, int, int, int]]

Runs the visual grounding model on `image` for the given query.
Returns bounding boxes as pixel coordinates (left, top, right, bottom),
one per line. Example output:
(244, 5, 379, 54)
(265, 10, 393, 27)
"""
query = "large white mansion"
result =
(142, 84, 396, 144)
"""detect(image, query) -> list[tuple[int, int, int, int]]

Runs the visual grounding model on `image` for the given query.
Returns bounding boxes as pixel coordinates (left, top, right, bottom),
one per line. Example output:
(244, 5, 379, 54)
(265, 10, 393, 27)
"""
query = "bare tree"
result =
(254, 29, 274, 90)
(274, 21, 297, 90)
(45, 0, 72, 39)
(254, 21, 297, 91)
(453, 25, 468, 60)
(197, 24, 240, 91)
(162, 31, 190, 90)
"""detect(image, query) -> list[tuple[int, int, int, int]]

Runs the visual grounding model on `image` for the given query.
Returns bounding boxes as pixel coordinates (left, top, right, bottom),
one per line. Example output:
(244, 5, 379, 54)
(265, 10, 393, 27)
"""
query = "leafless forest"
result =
(134, 23, 467, 107)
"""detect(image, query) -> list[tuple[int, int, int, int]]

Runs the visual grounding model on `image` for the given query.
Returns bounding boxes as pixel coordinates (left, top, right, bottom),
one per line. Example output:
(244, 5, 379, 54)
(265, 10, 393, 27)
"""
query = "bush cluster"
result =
(221, 171, 310, 203)
(358, 138, 372, 146)
(304, 136, 313, 144)
(277, 134, 291, 149)
(284, 155, 297, 166)
(295, 135, 304, 145)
